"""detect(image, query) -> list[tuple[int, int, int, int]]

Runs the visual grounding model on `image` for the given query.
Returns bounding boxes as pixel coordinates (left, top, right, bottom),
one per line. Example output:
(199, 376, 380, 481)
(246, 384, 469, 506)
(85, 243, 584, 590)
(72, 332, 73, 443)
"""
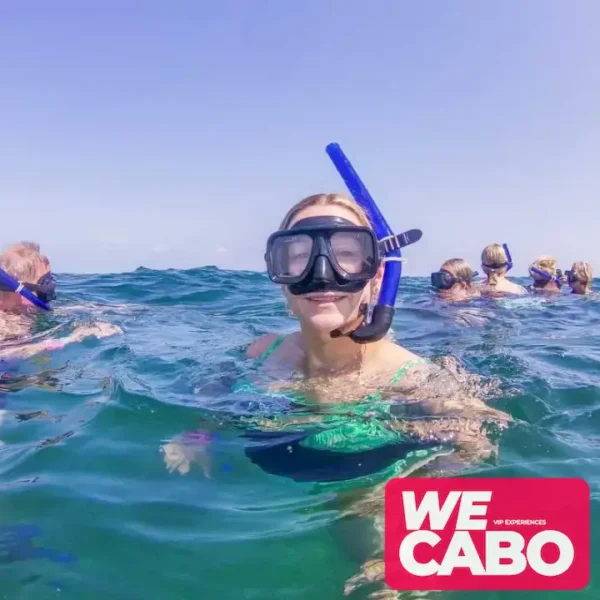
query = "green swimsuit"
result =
(233, 336, 451, 490)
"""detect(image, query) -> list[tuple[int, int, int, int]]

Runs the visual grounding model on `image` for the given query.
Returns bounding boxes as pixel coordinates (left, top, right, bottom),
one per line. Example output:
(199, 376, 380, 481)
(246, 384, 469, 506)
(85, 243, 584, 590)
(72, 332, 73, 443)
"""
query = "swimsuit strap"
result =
(254, 335, 285, 366)
(232, 335, 287, 395)
(389, 358, 428, 385)
(362, 358, 429, 402)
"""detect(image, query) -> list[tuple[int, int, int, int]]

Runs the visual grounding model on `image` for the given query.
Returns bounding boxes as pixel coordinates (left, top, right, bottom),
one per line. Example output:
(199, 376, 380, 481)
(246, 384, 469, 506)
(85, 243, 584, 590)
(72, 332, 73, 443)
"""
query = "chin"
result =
(304, 313, 348, 333)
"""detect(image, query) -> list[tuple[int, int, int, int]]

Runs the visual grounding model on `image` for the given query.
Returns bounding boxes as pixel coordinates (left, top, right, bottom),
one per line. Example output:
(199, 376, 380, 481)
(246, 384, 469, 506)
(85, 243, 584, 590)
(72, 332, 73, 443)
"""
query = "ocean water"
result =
(1, 267, 599, 600)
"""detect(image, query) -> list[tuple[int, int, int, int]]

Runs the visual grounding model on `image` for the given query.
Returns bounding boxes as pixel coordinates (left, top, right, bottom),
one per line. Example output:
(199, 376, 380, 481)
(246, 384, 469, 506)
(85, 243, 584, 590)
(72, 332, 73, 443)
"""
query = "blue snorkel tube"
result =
(0, 267, 52, 311)
(503, 243, 513, 271)
(530, 266, 562, 286)
(325, 142, 422, 343)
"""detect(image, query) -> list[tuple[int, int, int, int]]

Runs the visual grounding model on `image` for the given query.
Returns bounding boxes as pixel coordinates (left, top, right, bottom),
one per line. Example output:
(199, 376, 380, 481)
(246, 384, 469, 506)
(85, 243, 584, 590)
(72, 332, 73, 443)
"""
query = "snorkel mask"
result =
(529, 266, 563, 287)
(267, 216, 389, 296)
(0, 268, 56, 311)
(565, 269, 584, 286)
(430, 269, 479, 290)
(265, 143, 423, 344)
(482, 243, 513, 271)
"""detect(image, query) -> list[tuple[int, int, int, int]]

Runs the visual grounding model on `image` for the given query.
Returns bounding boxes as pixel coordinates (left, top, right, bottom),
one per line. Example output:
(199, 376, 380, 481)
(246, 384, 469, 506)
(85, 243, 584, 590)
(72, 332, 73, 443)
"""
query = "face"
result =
(0, 260, 52, 312)
(533, 279, 561, 293)
(438, 280, 471, 301)
(567, 271, 588, 295)
(431, 267, 474, 301)
(282, 204, 383, 335)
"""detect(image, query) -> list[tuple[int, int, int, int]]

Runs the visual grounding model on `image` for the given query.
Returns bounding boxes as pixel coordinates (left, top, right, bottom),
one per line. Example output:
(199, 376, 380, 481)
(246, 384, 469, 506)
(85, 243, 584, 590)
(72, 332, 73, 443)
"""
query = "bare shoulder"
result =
(370, 339, 425, 375)
(245, 333, 281, 358)
(508, 281, 528, 295)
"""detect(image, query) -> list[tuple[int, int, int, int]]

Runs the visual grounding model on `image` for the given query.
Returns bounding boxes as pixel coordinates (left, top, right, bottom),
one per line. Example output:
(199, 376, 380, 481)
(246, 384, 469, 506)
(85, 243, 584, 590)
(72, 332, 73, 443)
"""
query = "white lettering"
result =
(456, 491, 491, 530)
(399, 531, 441, 576)
(398, 531, 575, 577)
(527, 531, 574, 577)
(402, 491, 462, 530)
(438, 531, 485, 575)
(485, 531, 527, 575)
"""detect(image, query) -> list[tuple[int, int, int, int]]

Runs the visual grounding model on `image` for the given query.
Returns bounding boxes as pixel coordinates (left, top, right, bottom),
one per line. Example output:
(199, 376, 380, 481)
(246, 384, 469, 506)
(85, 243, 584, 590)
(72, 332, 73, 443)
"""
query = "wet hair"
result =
(441, 258, 476, 286)
(481, 243, 509, 287)
(0, 241, 49, 282)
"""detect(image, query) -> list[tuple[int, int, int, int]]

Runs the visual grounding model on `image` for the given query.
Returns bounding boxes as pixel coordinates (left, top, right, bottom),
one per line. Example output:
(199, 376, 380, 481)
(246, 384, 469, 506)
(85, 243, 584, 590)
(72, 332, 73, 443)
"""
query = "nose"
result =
(313, 255, 336, 281)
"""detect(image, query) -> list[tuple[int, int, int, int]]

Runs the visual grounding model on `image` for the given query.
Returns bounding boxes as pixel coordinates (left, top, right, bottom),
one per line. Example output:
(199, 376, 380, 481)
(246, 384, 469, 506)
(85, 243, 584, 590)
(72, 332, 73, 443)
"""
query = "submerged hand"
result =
(162, 442, 192, 475)
(161, 441, 211, 478)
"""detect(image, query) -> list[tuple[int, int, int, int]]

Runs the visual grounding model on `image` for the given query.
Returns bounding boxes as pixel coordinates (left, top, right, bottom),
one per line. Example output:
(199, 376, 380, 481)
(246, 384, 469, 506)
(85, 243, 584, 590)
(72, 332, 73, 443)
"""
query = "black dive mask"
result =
(0, 272, 57, 303)
(430, 269, 478, 290)
(265, 216, 381, 296)
(33, 272, 57, 302)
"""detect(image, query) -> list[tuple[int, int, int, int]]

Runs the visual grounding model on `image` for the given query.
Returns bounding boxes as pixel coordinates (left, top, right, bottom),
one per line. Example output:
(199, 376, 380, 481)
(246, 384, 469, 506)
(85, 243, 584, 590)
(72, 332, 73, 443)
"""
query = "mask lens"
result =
(330, 231, 375, 275)
(431, 271, 454, 290)
(269, 234, 314, 278)
(36, 272, 57, 302)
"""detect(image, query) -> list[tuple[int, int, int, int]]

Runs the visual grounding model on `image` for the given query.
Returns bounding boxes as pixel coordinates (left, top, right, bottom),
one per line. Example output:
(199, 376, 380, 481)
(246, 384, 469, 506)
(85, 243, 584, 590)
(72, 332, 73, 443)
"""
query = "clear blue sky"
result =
(2, 0, 599, 276)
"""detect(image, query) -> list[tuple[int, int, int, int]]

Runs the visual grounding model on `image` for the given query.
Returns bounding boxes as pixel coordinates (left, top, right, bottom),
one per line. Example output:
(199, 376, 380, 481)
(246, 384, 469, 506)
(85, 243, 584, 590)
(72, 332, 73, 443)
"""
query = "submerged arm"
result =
(0, 323, 122, 361)
(387, 359, 511, 466)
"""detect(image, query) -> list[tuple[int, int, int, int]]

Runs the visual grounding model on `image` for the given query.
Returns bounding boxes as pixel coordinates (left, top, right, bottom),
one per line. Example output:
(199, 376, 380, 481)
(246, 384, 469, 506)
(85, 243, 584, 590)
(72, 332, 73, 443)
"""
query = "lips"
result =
(304, 293, 345, 303)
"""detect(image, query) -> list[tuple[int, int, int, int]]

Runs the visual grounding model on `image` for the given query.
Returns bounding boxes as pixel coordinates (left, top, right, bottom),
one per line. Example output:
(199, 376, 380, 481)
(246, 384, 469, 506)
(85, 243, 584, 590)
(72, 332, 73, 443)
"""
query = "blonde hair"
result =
(570, 261, 593, 291)
(481, 243, 509, 287)
(278, 193, 373, 230)
(0, 241, 49, 282)
(529, 255, 558, 285)
(441, 258, 476, 286)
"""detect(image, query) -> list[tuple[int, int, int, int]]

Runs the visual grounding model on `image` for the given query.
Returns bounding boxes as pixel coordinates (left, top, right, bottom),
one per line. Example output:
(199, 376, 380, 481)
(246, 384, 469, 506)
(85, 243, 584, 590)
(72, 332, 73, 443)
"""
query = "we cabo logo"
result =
(384, 478, 590, 590)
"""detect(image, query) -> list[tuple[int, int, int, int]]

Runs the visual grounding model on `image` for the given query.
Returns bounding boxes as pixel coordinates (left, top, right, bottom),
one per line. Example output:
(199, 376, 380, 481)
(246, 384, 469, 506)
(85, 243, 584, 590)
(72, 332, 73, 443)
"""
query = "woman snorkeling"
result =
(430, 258, 480, 302)
(163, 144, 512, 598)
(565, 261, 594, 295)
(478, 243, 526, 297)
(163, 189, 511, 599)
(526, 255, 563, 294)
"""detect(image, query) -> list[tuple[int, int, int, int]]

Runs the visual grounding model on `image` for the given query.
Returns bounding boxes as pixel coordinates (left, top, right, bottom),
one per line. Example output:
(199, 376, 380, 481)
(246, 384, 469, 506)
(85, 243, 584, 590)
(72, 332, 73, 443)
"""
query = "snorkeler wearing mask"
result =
(162, 145, 511, 600)
(252, 194, 425, 387)
(565, 262, 594, 295)
(0, 242, 56, 317)
(240, 143, 508, 479)
(478, 243, 526, 297)
(526, 255, 563, 294)
(0, 242, 121, 359)
(430, 258, 480, 302)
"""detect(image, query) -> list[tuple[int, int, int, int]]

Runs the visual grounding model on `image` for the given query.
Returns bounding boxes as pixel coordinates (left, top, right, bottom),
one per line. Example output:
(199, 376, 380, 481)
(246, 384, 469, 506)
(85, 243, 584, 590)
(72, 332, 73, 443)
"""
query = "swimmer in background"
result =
(430, 258, 480, 302)
(0, 241, 121, 360)
(526, 255, 563, 294)
(565, 261, 594, 295)
(478, 243, 527, 297)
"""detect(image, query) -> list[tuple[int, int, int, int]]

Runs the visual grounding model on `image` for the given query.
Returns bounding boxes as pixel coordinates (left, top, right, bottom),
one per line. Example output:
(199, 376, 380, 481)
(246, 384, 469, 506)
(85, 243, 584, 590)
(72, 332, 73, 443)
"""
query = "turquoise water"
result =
(1, 267, 599, 599)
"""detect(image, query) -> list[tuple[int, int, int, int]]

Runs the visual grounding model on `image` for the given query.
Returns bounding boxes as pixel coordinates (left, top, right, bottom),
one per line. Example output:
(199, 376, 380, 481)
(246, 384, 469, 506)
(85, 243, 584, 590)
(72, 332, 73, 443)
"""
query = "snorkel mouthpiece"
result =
(325, 142, 422, 343)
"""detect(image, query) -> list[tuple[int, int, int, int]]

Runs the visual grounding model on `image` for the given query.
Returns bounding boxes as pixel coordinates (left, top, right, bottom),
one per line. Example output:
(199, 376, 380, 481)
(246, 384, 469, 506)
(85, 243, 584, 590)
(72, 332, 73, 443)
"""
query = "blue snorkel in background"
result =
(325, 143, 422, 343)
(0, 268, 52, 311)
(503, 243, 513, 271)
(530, 266, 563, 285)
